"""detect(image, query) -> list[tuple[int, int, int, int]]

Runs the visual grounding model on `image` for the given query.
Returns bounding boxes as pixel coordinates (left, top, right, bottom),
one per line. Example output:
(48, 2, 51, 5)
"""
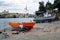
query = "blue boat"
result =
(33, 13, 56, 23)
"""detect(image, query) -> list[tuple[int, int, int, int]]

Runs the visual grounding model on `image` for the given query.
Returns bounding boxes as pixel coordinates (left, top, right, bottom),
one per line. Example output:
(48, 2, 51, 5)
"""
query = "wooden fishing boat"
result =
(23, 22, 35, 30)
(9, 22, 20, 28)
(9, 22, 35, 31)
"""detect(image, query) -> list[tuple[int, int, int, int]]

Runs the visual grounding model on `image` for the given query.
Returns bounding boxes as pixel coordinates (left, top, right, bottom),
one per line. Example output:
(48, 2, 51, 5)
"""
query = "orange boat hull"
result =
(9, 22, 35, 30)
(9, 22, 20, 28)
(23, 22, 35, 30)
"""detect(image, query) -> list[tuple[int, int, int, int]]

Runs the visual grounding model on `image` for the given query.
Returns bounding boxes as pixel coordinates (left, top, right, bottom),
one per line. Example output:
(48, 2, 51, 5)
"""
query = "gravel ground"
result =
(0, 21, 60, 40)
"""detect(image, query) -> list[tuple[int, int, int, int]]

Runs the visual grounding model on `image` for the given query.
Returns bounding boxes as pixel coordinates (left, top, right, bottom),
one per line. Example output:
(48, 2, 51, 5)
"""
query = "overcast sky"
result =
(0, 0, 54, 14)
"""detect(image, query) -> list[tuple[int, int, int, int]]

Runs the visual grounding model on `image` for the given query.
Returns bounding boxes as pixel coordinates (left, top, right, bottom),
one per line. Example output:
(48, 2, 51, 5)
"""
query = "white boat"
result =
(33, 13, 56, 23)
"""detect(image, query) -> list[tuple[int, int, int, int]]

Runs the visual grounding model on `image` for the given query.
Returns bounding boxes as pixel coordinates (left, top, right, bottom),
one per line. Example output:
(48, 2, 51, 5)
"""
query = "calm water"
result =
(0, 18, 34, 30)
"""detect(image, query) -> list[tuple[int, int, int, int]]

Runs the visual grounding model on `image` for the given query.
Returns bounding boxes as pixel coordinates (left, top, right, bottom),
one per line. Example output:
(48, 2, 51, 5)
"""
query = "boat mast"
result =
(25, 4, 28, 14)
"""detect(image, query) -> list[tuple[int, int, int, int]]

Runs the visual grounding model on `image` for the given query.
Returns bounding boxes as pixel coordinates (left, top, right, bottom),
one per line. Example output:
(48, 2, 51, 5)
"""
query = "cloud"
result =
(0, 0, 54, 14)
(0, 1, 11, 6)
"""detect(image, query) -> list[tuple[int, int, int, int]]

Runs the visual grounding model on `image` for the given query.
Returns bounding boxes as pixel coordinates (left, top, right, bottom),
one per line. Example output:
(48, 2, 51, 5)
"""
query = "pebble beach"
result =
(0, 21, 60, 40)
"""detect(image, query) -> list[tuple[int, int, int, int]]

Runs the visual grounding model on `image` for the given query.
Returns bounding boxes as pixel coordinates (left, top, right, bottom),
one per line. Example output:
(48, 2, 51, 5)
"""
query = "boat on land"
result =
(34, 13, 56, 23)
(9, 22, 20, 28)
(34, 16, 56, 23)
(22, 22, 35, 30)
(9, 22, 35, 30)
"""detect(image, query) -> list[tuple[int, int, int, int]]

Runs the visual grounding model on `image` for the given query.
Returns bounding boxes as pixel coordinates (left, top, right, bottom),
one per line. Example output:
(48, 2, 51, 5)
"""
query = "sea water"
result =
(0, 18, 34, 30)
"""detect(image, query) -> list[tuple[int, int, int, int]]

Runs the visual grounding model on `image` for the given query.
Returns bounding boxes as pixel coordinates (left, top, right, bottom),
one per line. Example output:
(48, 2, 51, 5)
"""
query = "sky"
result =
(0, 0, 54, 14)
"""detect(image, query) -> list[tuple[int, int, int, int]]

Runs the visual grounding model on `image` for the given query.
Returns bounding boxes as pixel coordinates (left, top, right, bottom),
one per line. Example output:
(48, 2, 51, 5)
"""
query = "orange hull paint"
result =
(23, 22, 35, 30)
(9, 22, 20, 28)
(9, 22, 35, 30)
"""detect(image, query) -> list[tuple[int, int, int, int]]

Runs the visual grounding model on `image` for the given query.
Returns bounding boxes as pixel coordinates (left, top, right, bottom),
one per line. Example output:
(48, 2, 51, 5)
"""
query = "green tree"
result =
(46, 1, 53, 10)
(35, 1, 46, 16)
(53, 0, 60, 11)
(39, 1, 46, 12)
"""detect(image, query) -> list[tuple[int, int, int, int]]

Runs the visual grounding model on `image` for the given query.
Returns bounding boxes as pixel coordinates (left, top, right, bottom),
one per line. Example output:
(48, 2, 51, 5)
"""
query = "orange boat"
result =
(23, 22, 35, 30)
(9, 22, 20, 28)
(9, 22, 36, 30)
